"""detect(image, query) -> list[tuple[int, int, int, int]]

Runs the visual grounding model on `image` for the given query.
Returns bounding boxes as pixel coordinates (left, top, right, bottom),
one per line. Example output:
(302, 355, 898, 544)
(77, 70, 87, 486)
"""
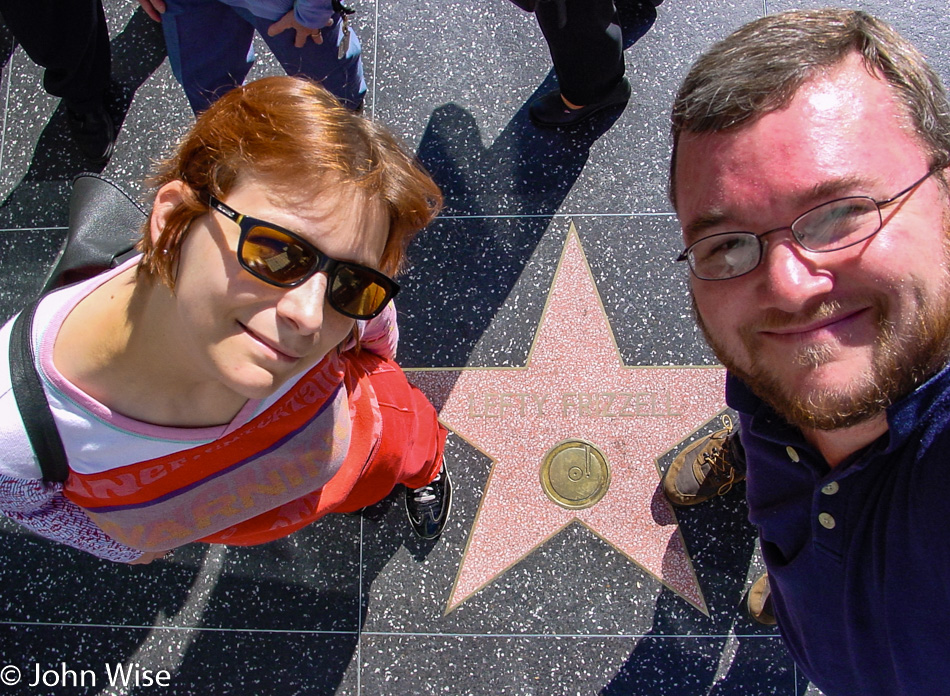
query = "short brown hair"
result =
(669, 9, 950, 205)
(138, 76, 442, 287)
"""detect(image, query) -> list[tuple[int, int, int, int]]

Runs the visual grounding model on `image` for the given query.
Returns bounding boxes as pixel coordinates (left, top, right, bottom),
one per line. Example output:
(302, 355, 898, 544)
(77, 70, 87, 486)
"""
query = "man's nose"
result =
(758, 234, 834, 310)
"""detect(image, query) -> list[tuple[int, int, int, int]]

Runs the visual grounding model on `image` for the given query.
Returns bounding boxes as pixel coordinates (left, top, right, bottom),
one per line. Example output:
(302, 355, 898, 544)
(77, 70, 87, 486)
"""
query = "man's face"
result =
(169, 176, 389, 402)
(673, 54, 950, 431)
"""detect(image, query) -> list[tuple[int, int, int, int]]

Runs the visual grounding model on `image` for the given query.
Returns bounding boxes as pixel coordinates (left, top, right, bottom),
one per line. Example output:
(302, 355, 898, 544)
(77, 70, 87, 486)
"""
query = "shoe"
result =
(663, 414, 743, 506)
(405, 462, 453, 540)
(747, 573, 777, 625)
(529, 77, 631, 128)
(65, 102, 116, 166)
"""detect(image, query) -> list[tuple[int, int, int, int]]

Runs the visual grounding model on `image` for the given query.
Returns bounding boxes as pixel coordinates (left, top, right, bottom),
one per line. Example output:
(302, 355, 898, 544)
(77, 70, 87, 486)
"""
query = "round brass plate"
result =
(540, 440, 611, 510)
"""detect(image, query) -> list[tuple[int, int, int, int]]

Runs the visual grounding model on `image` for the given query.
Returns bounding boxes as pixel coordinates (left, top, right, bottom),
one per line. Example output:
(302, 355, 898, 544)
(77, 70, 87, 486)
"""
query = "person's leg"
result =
(371, 358, 452, 540)
(0, 0, 110, 107)
(0, 0, 115, 162)
(329, 353, 451, 538)
(251, 11, 365, 110)
(535, 0, 624, 106)
(528, 0, 629, 127)
(161, 0, 256, 114)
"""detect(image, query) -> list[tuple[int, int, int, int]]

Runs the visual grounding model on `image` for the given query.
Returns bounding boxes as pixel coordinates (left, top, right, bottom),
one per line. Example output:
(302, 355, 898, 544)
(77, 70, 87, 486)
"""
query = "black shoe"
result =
(405, 463, 452, 540)
(529, 77, 631, 128)
(65, 102, 116, 166)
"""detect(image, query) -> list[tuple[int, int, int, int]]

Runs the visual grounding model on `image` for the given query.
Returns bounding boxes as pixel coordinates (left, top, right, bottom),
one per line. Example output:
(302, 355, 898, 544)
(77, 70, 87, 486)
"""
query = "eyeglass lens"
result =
(688, 196, 883, 280)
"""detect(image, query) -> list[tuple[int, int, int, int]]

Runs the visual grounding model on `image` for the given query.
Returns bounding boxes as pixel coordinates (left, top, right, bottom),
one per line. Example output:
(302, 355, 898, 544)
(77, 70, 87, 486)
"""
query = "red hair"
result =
(138, 76, 442, 287)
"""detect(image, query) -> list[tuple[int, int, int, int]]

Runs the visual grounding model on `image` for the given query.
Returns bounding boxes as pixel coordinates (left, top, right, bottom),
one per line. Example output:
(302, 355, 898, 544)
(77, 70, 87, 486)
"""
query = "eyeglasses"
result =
(677, 167, 941, 281)
(208, 196, 398, 320)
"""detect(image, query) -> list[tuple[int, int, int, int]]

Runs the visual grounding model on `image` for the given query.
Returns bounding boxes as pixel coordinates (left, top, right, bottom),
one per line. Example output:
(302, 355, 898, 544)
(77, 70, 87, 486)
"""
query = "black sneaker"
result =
(662, 414, 744, 506)
(405, 463, 452, 540)
(65, 102, 116, 166)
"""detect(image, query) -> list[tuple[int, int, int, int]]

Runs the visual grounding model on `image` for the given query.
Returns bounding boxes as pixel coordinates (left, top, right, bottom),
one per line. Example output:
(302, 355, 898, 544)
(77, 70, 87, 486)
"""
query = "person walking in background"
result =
(511, 0, 631, 128)
(139, 0, 365, 114)
(0, 0, 116, 165)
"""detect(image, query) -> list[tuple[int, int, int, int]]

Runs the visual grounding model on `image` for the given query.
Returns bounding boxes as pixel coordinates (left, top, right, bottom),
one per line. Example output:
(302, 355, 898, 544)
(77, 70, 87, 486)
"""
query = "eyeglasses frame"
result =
(207, 196, 399, 319)
(676, 165, 944, 281)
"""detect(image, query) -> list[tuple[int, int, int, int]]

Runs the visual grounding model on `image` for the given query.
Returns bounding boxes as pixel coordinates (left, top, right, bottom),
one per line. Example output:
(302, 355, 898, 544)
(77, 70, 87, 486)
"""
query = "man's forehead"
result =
(672, 60, 930, 234)
(672, 56, 912, 182)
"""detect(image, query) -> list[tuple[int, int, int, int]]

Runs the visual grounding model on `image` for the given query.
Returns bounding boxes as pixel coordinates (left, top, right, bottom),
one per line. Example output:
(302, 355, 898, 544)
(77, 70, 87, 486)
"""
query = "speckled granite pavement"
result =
(0, 1, 945, 694)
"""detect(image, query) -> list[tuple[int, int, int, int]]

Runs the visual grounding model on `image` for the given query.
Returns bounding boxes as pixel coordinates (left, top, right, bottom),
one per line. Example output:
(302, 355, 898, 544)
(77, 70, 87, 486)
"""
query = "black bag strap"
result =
(8, 173, 147, 484)
(9, 299, 69, 483)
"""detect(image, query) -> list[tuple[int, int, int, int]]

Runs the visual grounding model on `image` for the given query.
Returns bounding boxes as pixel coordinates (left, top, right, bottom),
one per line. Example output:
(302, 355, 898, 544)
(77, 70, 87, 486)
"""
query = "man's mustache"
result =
(747, 299, 879, 334)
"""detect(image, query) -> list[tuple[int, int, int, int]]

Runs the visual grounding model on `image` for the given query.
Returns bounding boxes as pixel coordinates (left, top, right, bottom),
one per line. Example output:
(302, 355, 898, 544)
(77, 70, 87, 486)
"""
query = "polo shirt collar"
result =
(726, 358, 950, 460)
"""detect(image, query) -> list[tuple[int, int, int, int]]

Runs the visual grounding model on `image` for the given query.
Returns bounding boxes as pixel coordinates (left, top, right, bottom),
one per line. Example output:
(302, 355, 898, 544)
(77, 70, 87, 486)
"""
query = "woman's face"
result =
(161, 176, 390, 401)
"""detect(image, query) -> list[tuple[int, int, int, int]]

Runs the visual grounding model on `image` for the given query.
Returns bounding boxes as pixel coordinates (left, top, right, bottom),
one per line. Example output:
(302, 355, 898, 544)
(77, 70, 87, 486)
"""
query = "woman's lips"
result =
(240, 323, 301, 362)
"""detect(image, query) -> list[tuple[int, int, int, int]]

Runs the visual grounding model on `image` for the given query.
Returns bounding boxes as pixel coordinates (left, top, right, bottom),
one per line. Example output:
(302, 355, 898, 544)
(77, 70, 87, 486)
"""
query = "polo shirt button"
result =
(821, 482, 840, 495)
(818, 512, 836, 529)
(786, 446, 800, 462)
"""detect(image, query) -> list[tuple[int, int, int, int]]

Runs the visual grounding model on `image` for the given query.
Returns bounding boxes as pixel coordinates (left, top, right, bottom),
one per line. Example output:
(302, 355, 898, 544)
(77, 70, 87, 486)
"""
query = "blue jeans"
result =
(161, 0, 365, 114)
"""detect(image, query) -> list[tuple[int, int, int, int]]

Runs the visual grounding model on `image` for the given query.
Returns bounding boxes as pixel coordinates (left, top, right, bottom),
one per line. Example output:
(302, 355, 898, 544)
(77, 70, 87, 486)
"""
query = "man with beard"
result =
(664, 9, 950, 696)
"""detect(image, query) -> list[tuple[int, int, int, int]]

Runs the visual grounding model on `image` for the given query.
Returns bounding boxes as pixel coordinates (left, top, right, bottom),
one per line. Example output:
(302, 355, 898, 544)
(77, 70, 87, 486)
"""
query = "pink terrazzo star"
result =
(409, 223, 726, 614)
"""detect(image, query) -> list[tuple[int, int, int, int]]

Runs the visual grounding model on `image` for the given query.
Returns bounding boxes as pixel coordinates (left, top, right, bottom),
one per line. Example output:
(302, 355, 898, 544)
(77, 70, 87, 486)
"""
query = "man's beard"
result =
(694, 281, 950, 432)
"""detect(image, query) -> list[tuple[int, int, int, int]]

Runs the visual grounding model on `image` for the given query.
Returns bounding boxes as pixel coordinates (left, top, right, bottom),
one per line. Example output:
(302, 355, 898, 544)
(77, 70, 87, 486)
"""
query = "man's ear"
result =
(149, 180, 190, 245)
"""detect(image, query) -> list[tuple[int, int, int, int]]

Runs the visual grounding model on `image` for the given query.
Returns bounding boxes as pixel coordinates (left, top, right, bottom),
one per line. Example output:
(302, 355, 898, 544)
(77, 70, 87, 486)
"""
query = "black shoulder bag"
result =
(8, 173, 146, 483)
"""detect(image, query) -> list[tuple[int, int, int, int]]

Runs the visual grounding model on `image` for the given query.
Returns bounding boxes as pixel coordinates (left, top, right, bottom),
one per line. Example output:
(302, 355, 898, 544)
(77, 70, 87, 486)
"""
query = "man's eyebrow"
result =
(682, 212, 731, 242)
(802, 175, 871, 205)
(682, 175, 875, 243)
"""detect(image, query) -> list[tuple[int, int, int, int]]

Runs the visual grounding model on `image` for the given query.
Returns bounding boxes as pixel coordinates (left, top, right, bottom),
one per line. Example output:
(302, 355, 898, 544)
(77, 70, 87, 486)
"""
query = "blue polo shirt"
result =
(727, 365, 950, 696)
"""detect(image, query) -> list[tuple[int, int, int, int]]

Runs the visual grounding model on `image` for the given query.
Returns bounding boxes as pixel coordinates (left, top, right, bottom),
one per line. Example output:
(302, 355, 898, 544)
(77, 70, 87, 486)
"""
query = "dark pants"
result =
(535, 0, 624, 105)
(0, 0, 111, 112)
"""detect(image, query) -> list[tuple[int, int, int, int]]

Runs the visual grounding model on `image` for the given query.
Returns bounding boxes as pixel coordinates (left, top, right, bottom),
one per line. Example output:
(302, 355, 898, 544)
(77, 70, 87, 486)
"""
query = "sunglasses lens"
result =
(331, 265, 392, 318)
(242, 225, 316, 285)
(238, 219, 393, 318)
